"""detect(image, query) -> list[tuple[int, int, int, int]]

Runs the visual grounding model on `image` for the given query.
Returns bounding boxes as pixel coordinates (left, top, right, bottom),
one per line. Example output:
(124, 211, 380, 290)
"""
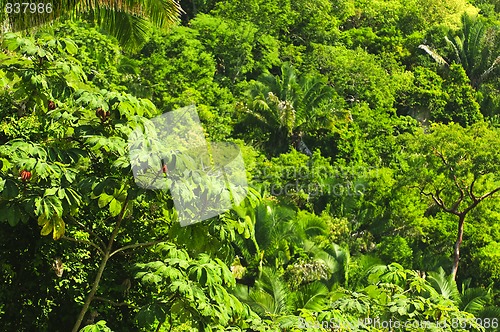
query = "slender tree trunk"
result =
(72, 199, 129, 332)
(451, 214, 466, 280)
(71, 253, 110, 332)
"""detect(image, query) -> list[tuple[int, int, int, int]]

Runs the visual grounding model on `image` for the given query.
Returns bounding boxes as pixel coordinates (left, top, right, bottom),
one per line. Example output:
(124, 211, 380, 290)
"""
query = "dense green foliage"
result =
(1, 0, 500, 331)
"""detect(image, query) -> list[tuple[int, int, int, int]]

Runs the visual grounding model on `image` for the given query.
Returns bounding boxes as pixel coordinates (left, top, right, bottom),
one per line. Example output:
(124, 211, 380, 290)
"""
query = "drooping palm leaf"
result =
(480, 55, 500, 83)
(90, 8, 151, 50)
(2, 0, 181, 50)
(445, 36, 462, 65)
(418, 44, 449, 66)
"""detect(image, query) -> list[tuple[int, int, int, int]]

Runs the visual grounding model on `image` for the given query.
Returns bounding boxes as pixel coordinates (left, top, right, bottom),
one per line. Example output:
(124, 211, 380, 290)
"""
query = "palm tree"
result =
(458, 279, 500, 323)
(241, 62, 334, 154)
(234, 267, 329, 328)
(247, 267, 294, 316)
(419, 13, 500, 89)
(1, 0, 182, 50)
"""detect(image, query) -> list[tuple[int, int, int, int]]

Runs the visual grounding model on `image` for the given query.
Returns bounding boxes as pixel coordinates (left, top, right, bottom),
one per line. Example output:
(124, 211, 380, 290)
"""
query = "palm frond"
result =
(302, 243, 350, 287)
(419, 44, 449, 66)
(476, 305, 500, 321)
(279, 62, 299, 102)
(93, 8, 151, 50)
(295, 281, 329, 311)
(3, 0, 181, 50)
(427, 267, 460, 302)
(460, 287, 490, 315)
(248, 288, 278, 315)
(445, 36, 462, 65)
(306, 245, 339, 273)
(250, 267, 294, 315)
(295, 214, 329, 238)
(479, 55, 500, 84)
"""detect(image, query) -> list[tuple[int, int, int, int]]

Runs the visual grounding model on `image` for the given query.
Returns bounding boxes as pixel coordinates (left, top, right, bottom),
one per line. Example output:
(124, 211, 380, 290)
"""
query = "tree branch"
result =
(435, 188, 456, 214)
(62, 236, 104, 256)
(109, 238, 167, 258)
(433, 147, 465, 211)
(421, 188, 458, 215)
(479, 186, 500, 202)
(450, 184, 464, 212)
(463, 186, 500, 215)
(468, 176, 478, 202)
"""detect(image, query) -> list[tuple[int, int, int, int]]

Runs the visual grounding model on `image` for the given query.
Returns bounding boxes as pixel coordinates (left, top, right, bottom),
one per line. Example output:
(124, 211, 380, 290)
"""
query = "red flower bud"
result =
(20, 170, 32, 181)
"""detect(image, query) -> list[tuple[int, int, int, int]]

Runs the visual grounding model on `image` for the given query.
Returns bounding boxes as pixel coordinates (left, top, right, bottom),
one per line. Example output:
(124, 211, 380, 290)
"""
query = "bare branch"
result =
(109, 238, 167, 258)
(450, 187, 464, 212)
(469, 176, 478, 202)
(423, 188, 459, 215)
(62, 236, 104, 256)
(418, 45, 449, 66)
(479, 186, 500, 202)
(462, 186, 500, 215)
(432, 147, 464, 213)
(434, 188, 446, 207)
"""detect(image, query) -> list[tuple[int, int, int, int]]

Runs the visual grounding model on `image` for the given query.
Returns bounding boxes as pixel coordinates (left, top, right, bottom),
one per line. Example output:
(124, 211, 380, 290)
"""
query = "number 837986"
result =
(5, 2, 53, 14)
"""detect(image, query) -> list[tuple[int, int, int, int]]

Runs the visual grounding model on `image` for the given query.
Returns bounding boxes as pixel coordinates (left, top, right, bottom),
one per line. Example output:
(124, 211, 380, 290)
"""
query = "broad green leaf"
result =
(2, 180, 19, 199)
(2, 33, 20, 51)
(21, 44, 37, 55)
(39, 216, 53, 236)
(45, 187, 58, 196)
(109, 198, 122, 217)
(63, 38, 78, 55)
(79, 320, 112, 332)
(38, 195, 63, 219)
(141, 272, 163, 284)
(53, 217, 65, 240)
(112, 156, 130, 169)
(98, 193, 113, 208)
(6, 205, 20, 226)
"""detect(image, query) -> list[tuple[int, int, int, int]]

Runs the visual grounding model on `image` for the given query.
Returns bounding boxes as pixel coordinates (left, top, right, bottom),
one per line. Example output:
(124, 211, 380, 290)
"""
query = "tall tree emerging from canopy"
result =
(419, 13, 500, 89)
(402, 122, 500, 280)
(1, 0, 182, 50)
